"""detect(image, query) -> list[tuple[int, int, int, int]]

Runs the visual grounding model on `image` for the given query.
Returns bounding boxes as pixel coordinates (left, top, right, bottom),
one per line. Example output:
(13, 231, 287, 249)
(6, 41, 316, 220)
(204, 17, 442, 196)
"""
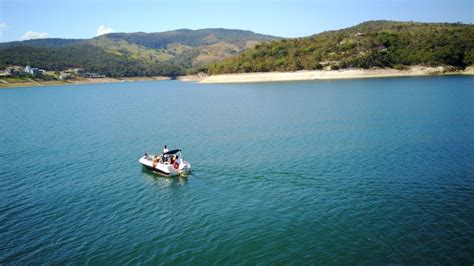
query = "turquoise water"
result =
(1, 76, 473, 264)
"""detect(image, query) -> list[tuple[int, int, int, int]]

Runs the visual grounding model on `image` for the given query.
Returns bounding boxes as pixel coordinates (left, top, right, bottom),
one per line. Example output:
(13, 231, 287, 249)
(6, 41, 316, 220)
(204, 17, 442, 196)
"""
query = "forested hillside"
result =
(0, 29, 279, 77)
(0, 44, 183, 77)
(2, 21, 473, 77)
(208, 21, 474, 74)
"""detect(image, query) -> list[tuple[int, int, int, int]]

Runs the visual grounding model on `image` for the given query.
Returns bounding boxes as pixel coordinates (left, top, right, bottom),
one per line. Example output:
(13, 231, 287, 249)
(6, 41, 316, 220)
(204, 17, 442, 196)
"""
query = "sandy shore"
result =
(0, 76, 171, 89)
(176, 73, 208, 82)
(2, 67, 472, 88)
(69, 76, 171, 85)
(200, 66, 474, 84)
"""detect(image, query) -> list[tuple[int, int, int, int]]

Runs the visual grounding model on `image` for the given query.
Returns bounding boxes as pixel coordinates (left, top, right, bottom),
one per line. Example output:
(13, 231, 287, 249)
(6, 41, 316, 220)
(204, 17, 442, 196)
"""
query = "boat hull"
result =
(139, 156, 191, 176)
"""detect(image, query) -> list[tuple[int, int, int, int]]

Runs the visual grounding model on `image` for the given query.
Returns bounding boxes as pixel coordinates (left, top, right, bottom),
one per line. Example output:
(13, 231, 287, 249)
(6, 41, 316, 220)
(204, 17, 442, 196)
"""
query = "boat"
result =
(139, 149, 191, 176)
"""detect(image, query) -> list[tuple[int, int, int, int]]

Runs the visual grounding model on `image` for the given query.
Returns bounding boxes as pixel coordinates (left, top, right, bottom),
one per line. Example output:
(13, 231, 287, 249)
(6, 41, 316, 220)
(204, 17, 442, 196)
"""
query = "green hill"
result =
(0, 38, 86, 48)
(0, 29, 279, 77)
(208, 21, 474, 74)
(0, 44, 179, 77)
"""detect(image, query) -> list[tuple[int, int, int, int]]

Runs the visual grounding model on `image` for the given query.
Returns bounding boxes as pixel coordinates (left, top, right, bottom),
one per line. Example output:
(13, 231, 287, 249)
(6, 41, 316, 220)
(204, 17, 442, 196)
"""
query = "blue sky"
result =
(0, 0, 472, 42)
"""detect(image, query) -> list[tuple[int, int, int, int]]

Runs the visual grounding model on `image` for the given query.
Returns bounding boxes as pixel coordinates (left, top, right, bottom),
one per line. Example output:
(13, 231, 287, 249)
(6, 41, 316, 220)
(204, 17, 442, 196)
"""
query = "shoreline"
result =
(199, 66, 474, 84)
(1, 67, 473, 89)
(0, 76, 171, 89)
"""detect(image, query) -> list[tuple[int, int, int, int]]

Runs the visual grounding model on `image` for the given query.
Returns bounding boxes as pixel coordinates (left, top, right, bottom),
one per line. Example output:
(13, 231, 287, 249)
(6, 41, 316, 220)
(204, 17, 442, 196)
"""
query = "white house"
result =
(24, 65, 43, 75)
(59, 72, 71, 80)
(24, 65, 32, 74)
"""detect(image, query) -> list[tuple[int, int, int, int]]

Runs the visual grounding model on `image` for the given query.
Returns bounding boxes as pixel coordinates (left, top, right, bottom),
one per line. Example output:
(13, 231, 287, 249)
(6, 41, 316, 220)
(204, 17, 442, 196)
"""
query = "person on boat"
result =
(144, 152, 149, 160)
(152, 156, 159, 168)
(163, 145, 169, 153)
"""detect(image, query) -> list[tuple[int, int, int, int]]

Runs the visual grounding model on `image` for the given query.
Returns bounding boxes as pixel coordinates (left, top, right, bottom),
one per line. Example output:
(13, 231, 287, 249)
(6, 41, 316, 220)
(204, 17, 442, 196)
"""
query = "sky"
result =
(0, 0, 472, 42)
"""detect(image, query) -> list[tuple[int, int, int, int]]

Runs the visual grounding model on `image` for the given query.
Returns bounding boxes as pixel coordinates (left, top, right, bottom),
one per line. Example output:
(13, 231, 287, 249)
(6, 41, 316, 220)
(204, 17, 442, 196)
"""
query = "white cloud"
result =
(0, 22, 8, 31)
(0, 22, 7, 39)
(96, 25, 115, 36)
(21, 31, 49, 40)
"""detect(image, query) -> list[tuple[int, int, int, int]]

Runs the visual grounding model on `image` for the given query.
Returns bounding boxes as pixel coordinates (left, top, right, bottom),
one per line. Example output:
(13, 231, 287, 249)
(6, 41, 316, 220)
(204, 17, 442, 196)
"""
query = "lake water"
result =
(1, 76, 473, 264)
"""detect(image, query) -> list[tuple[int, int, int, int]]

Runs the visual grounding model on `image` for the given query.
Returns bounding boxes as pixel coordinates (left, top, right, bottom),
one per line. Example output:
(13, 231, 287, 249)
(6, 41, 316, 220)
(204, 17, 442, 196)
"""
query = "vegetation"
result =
(0, 38, 86, 48)
(101, 28, 278, 50)
(2, 22, 473, 77)
(0, 29, 279, 77)
(208, 21, 474, 74)
(0, 44, 182, 77)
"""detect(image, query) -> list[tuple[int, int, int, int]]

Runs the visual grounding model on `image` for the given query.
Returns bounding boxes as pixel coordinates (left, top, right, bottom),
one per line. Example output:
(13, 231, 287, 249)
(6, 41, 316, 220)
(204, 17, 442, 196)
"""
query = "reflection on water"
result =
(141, 167, 188, 189)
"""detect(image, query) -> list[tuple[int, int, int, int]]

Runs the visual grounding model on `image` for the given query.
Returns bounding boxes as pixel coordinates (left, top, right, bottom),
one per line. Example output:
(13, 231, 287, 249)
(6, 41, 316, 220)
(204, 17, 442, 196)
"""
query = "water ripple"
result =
(1, 78, 473, 264)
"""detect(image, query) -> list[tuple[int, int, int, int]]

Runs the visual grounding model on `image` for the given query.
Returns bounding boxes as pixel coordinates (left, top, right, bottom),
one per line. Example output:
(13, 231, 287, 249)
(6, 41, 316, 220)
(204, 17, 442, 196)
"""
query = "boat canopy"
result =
(163, 149, 181, 155)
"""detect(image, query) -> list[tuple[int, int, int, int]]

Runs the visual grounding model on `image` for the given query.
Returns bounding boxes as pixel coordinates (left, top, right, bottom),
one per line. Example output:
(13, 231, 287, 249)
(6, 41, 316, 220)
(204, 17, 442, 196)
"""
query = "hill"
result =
(208, 21, 474, 74)
(0, 38, 86, 48)
(0, 29, 279, 77)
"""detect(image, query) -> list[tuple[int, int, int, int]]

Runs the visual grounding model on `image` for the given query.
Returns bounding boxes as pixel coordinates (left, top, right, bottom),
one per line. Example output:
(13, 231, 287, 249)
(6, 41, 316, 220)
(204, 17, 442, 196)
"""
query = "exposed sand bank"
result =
(116, 76, 171, 82)
(2, 67, 472, 89)
(462, 66, 474, 75)
(0, 76, 171, 89)
(199, 66, 474, 84)
(176, 73, 208, 82)
(0, 79, 72, 88)
(70, 76, 171, 84)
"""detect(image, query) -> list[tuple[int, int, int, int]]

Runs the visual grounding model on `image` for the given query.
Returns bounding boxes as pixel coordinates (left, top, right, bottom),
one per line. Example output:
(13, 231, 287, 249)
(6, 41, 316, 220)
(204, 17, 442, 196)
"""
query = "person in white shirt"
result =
(163, 145, 169, 153)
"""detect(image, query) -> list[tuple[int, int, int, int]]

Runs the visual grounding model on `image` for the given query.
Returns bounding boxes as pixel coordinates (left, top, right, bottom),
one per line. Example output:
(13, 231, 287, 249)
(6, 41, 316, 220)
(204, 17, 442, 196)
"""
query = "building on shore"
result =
(73, 68, 85, 76)
(0, 70, 11, 78)
(85, 72, 106, 78)
(4, 66, 24, 77)
(25, 65, 46, 75)
(59, 72, 72, 80)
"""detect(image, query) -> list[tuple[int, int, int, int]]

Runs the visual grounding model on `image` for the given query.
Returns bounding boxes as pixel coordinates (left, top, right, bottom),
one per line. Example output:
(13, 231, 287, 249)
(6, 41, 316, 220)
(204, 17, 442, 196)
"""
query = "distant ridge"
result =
(0, 38, 86, 48)
(2, 21, 473, 77)
(208, 20, 474, 74)
(0, 29, 280, 77)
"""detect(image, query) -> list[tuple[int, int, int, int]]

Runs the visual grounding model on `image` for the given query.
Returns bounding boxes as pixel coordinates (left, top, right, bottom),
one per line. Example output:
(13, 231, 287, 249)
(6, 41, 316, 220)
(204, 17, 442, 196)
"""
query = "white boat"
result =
(139, 149, 191, 176)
